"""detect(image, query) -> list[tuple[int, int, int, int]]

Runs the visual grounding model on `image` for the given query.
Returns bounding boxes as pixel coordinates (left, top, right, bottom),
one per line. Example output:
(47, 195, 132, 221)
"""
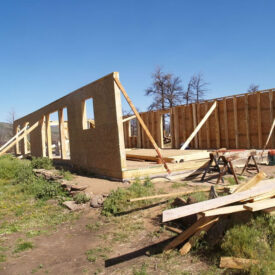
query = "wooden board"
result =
(162, 180, 275, 222)
(243, 198, 275, 212)
(202, 204, 245, 217)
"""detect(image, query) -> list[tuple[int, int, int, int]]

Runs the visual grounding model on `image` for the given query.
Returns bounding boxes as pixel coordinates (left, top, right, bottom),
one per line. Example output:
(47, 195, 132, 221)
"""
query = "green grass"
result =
(73, 192, 90, 204)
(0, 155, 76, 236)
(171, 182, 188, 189)
(86, 247, 112, 262)
(58, 169, 73, 180)
(31, 157, 54, 170)
(13, 241, 33, 253)
(133, 263, 149, 275)
(102, 178, 157, 216)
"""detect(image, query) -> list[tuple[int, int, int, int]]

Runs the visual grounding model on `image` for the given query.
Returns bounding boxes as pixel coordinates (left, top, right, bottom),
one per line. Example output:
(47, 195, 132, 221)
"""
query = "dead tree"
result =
(247, 84, 259, 93)
(188, 73, 208, 103)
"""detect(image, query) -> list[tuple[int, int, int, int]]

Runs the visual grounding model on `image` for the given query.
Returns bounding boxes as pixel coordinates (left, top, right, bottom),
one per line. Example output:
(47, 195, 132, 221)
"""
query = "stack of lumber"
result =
(162, 172, 275, 259)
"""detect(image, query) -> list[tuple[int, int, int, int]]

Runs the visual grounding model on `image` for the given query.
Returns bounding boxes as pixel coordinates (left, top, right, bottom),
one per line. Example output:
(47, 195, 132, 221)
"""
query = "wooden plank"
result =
(223, 99, 229, 148)
(122, 115, 136, 123)
(214, 102, 220, 148)
(23, 122, 29, 154)
(0, 121, 39, 157)
(58, 109, 67, 159)
(252, 190, 275, 202)
(205, 103, 211, 148)
(114, 78, 171, 173)
(41, 117, 46, 157)
(233, 97, 239, 148)
(244, 198, 275, 212)
(129, 186, 225, 202)
(181, 102, 217, 150)
(262, 118, 275, 151)
(164, 217, 219, 251)
(257, 92, 262, 148)
(197, 103, 202, 148)
(269, 91, 275, 148)
(220, 257, 258, 269)
(137, 121, 142, 148)
(202, 204, 245, 217)
(179, 219, 217, 255)
(165, 226, 183, 234)
(46, 114, 52, 159)
(244, 95, 250, 148)
(182, 106, 187, 143)
(192, 104, 198, 148)
(234, 172, 266, 193)
(162, 179, 275, 222)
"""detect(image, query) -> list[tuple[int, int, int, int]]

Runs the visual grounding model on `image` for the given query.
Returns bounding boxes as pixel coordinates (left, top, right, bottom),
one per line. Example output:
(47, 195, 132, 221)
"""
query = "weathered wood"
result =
(257, 92, 262, 148)
(162, 180, 275, 222)
(244, 95, 250, 148)
(114, 78, 171, 173)
(233, 97, 239, 148)
(0, 121, 39, 157)
(181, 101, 217, 150)
(223, 99, 229, 148)
(164, 217, 219, 251)
(220, 257, 258, 269)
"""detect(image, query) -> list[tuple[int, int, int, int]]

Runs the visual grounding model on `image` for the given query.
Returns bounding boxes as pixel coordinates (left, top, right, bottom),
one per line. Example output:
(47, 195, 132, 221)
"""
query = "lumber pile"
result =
(161, 172, 275, 258)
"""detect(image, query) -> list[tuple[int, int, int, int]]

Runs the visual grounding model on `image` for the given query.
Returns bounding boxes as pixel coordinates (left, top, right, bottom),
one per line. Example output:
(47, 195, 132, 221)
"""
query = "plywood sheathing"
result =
(14, 72, 127, 179)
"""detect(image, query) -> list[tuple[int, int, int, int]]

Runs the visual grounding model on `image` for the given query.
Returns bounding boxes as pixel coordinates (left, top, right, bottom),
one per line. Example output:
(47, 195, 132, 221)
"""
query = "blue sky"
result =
(1, 0, 275, 122)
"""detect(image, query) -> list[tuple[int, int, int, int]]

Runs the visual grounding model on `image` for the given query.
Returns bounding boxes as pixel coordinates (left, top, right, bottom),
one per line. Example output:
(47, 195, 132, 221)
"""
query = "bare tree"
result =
(183, 81, 195, 105)
(247, 84, 259, 93)
(6, 108, 16, 138)
(188, 73, 208, 103)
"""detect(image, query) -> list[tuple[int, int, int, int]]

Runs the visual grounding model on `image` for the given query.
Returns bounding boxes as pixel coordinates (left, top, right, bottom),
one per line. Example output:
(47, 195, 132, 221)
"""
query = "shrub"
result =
(102, 179, 155, 216)
(73, 193, 90, 204)
(31, 157, 53, 170)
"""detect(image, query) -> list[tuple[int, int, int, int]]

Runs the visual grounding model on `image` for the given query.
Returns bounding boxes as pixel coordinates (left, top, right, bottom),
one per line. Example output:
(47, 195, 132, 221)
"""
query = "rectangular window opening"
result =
(49, 111, 61, 157)
(62, 107, 71, 159)
(82, 98, 95, 130)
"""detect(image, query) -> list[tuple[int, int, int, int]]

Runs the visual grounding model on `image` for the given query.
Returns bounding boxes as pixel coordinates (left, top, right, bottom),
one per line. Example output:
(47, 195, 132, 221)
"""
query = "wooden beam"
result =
(220, 257, 258, 269)
(41, 117, 46, 157)
(114, 78, 171, 173)
(123, 115, 136, 123)
(269, 91, 274, 148)
(173, 107, 180, 148)
(181, 101, 217, 150)
(244, 95, 250, 149)
(0, 121, 39, 157)
(223, 99, 229, 148)
(23, 122, 29, 154)
(162, 179, 275, 222)
(257, 92, 262, 148)
(197, 103, 202, 148)
(214, 102, 220, 148)
(58, 109, 67, 159)
(233, 97, 239, 148)
(233, 172, 266, 193)
(45, 114, 52, 159)
(182, 106, 187, 143)
(192, 104, 198, 148)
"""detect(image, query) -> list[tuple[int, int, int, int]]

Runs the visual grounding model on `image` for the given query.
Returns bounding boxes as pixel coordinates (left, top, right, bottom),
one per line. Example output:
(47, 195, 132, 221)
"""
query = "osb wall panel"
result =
(14, 72, 126, 179)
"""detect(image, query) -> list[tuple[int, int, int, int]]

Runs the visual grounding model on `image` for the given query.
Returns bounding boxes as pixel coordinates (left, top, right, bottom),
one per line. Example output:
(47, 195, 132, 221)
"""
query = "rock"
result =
(90, 194, 104, 208)
(62, 201, 85, 211)
(33, 169, 63, 181)
(70, 184, 88, 191)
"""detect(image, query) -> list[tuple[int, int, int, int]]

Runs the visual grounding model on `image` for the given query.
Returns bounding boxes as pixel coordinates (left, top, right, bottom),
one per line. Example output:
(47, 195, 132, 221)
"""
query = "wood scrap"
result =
(162, 179, 275, 222)
(220, 257, 258, 269)
(165, 226, 183, 234)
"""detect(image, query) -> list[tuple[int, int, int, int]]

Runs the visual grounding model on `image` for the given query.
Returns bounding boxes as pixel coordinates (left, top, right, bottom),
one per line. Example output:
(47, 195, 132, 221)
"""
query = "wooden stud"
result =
(15, 125, 21, 155)
(257, 92, 262, 148)
(223, 99, 229, 148)
(233, 97, 239, 148)
(197, 103, 202, 148)
(23, 122, 29, 154)
(269, 91, 274, 148)
(182, 106, 186, 142)
(45, 114, 52, 159)
(41, 117, 46, 157)
(173, 107, 180, 148)
(214, 102, 220, 148)
(58, 109, 67, 159)
(205, 103, 211, 148)
(137, 120, 141, 148)
(244, 95, 250, 149)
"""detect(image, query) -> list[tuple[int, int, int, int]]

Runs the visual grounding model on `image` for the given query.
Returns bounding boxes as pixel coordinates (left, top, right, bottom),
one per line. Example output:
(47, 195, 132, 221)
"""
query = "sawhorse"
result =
(240, 151, 259, 175)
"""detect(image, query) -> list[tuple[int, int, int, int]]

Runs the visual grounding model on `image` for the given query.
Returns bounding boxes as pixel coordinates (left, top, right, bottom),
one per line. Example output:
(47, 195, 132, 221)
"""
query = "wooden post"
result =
(40, 117, 46, 157)
(23, 122, 29, 154)
(257, 92, 262, 148)
(269, 91, 274, 148)
(15, 125, 21, 155)
(233, 97, 239, 148)
(244, 95, 250, 149)
(182, 106, 186, 143)
(45, 114, 52, 159)
(197, 103, 202, 148)
(137, 120, 142, 148)
(223, 99, 229, 148)
(173, 107, 180, 148)
(58, 109, 67, 159)
(114, 78, 171, 173)
(214, 102, 220, 148)
(192, 103, 198, 148)
(205, 103, 210, 148)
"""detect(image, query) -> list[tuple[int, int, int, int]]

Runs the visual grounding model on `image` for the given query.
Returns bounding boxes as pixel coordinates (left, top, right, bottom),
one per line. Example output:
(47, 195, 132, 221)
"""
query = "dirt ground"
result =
(1, 164, 274, 275)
